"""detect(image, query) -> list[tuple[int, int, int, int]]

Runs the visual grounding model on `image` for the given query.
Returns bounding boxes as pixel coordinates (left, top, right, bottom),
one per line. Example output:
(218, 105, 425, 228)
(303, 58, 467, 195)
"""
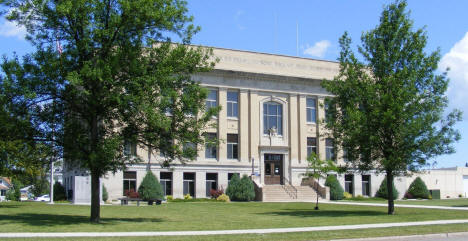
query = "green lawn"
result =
(1, 201, 468, 235)
(6, 224, 468, 241)
(338, 198, 468, 207)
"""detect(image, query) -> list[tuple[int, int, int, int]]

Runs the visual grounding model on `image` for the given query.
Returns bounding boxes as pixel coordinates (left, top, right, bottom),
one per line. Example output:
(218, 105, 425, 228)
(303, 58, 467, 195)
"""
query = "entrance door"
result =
(264, 154, 283, 185)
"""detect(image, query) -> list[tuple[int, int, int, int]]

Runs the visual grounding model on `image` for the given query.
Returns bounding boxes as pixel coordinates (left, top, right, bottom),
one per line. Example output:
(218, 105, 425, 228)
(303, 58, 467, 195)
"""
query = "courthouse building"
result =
(63, 47, 468, 203)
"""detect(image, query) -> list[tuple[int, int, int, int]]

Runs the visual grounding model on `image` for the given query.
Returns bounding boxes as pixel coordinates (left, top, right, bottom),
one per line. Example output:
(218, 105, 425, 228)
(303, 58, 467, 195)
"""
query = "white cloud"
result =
(303, 40, 331, 58)
(234, 10, 245, 30)
(440, 32, 468, 117)
(0, 19, 26, 40)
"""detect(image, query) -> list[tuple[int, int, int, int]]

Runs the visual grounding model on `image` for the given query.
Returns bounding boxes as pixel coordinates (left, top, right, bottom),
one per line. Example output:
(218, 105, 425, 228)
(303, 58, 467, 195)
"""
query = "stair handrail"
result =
(282, 176, 297, 199)
(302, 177, 328, 199)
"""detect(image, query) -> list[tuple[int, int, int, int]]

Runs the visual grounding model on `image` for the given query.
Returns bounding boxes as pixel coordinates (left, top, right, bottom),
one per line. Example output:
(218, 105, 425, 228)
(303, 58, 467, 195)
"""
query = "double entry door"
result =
(264, 154, 283, 185)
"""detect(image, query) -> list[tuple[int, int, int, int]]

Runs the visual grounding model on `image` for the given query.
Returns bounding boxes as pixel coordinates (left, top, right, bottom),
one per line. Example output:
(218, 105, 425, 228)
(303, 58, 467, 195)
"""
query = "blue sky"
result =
(1, 1, 467, 168)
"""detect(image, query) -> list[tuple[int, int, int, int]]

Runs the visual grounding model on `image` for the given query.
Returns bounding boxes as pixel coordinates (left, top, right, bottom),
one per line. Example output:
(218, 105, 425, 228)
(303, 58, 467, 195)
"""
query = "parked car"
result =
(35, 195, 50, 202)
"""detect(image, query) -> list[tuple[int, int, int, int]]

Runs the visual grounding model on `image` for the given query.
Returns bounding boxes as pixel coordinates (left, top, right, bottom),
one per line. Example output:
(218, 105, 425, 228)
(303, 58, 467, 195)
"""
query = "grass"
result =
(340, 197, 468, 207)
(1, 201, 468, 234)
(5, 224, 468, 241)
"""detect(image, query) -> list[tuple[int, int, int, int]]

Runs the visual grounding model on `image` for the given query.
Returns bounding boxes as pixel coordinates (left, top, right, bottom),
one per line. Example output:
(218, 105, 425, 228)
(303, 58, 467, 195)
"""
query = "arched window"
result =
(263, 101, 283, 135)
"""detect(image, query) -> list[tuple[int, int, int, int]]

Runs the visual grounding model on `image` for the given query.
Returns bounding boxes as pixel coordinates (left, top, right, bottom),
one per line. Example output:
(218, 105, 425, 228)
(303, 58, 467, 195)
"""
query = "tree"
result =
(304, 152, 340, 209)
(1, 0, 218, 222)
(376, 177, 398, 200)
(407, 177, 429, 199)
(138, 171, 164, 204)
(322, 0, 461, 214)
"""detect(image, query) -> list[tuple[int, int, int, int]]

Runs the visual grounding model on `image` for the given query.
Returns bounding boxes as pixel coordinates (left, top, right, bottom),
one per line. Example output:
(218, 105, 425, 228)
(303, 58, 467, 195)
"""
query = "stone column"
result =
(172, 171, 183, 199)
(196, 171, 206, 198)
(289, 94, 298, 180)
(218, 88, 227, 162)
(218, 172, 228, 191)
(298, 95, 307, 163)
(239, 89, 249, 162)
(317, 97, 326, 161)
(354, 174, 362, 197)
(249, 91, 259, 162)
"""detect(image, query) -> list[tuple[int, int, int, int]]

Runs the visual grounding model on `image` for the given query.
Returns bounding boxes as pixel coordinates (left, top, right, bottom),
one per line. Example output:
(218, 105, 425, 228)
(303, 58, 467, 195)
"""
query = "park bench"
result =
(118, 197, 162, 206)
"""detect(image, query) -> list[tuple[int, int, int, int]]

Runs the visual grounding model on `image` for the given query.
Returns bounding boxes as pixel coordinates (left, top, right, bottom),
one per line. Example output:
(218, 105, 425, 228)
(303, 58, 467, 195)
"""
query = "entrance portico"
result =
(259, 146, 290, 186)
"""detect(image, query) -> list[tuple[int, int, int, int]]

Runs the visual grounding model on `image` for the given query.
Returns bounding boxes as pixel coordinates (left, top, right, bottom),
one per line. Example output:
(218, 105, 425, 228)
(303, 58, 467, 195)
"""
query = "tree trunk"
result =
(386, 171, 395, 215)
(90, 171, 101, 223)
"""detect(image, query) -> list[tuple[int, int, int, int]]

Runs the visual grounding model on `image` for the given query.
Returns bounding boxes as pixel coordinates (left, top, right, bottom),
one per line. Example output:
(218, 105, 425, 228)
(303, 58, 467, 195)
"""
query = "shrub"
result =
(210, 188, 224, 199)
(124, 189, 139, 198)
(226, 174, 255, 201)
(459, 194, 463, 198)
(216, 194, 230, 202)
(343, 192, 352, 199)
(166, 195, 173, 201)
(325, 175, 344, 200)
(404, 192, 414, 199)
(138, 171, 164, 201)
(53, 181, 66, 201)
(102, 185, 108, 202)
(375, 177, 399, 200)
(407, 177, 429, 199)
(184, 194, 192, 200)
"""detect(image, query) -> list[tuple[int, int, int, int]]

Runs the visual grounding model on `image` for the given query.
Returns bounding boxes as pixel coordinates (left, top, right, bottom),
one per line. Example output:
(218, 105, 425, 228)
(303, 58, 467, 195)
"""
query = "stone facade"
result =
(63, 47, 468, 202)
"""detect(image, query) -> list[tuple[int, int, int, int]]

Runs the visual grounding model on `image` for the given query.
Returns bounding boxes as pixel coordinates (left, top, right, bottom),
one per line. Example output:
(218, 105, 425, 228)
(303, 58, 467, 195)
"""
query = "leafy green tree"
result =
(138, 171, 164, 204)
(1, 0, 218, 222)
(376, 177, 399, 200)
(407, 177, 429, 199)
(324, 175, 344, 201)
(304, 152, 340, 209)
(53, 181, 66, 201)
(321, 0, 461, 214)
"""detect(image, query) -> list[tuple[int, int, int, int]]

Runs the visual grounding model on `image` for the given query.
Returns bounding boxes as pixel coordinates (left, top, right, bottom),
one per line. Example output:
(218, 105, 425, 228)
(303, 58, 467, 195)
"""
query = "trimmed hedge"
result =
(138, 171, 164, 201)
(376, 177, 399, 200)
(325, 175, 344, 200)
(407, 177, 430, 199)
(226, 174, 255, 201)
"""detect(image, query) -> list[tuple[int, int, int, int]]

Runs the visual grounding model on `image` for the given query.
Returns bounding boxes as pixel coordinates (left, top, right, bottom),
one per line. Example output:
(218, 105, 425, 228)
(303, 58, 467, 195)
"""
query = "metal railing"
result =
(282, 176, 297, 199)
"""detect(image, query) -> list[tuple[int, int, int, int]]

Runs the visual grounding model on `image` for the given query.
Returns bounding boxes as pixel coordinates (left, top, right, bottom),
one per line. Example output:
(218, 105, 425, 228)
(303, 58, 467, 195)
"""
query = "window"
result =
(206, 89, 217, 112)
(325, 138, 335, 161)
(362, 175, 370, 196)
(307, 137, 317, 158)
(345, 174, 354, 195)
(205, 133, 217, 159)
(160, 172, 172, 196)
(263, 102, 283, 135)
(124, 140, 137, 156)
(227, 134, 238, 159)
(324, 98, 332, 122)
(306, 98, 317, 123)
(183, 173, 195, 197)
(206, 173, 218, 197)
(227, 91, 238, 118)
(123, 171, 137, 196)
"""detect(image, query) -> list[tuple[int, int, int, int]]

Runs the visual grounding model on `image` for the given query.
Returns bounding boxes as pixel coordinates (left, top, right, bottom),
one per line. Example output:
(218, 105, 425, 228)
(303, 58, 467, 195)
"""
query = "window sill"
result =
(227, 117, 239, 120)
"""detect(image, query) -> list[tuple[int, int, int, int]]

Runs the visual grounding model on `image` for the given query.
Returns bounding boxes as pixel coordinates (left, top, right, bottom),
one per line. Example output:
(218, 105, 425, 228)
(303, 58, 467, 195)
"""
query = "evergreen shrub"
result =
(102, 185, 108, 202)
(407, 177, 429, 199)
(53, 181, 66, 201)
(138, 171, 164, 202)
(226, 174, 255, 201)
(375, 177, 399, 200)
(325, 175, 344, 200)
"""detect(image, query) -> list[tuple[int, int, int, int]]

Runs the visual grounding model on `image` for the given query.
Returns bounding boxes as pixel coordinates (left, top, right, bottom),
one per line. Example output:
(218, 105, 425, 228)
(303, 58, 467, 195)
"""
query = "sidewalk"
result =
(2, 219, 468, 238)
(322, 201, 468, 211)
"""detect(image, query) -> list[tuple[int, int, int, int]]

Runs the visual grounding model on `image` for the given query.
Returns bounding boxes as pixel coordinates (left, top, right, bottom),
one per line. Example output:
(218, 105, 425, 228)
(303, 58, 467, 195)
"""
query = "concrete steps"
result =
(262, 185, 322, 202)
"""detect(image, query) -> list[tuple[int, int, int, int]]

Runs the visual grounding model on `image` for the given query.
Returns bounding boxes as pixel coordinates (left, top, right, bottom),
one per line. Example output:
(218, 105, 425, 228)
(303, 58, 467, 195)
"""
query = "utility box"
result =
(430, 189, 440, 199)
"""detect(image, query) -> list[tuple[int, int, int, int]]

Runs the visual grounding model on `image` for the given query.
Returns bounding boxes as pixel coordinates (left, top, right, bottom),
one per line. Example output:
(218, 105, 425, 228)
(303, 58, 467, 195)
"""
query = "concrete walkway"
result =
(335, 232, 468, 241)
(2, 219, 468, 238)
(322, 201, 468, 211)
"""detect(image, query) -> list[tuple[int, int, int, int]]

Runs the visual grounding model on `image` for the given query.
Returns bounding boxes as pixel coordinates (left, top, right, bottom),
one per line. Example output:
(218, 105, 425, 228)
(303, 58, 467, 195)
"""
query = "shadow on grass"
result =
(0, 213, 163, 227)
(261, 209, 384, 218)
(0, 204, 21, 209)
(452, 205, 468, 207)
